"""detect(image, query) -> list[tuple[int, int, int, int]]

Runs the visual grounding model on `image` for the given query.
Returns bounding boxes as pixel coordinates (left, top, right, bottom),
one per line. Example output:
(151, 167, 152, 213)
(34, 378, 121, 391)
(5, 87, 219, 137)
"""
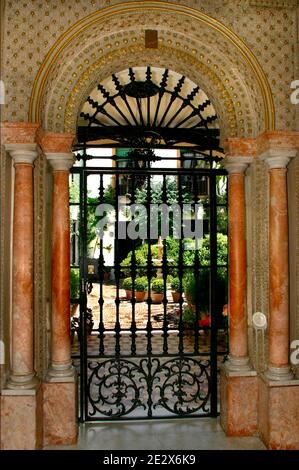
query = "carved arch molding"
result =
(28, 1, 275, 141)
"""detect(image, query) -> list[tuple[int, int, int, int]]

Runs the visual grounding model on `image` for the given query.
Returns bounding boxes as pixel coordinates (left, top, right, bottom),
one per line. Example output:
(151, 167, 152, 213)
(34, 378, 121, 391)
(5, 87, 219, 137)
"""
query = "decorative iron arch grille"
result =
(77, 67, 220, 151)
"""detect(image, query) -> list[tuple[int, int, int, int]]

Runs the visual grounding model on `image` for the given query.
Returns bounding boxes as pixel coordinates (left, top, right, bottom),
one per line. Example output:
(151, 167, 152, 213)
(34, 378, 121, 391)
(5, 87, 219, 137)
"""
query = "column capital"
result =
(38, 130, 75, 154)
(5, 143, 38, 165)
(221, 156, 253, 174)
(0, 121, 40, 145)
(259, 148, 297, 169)
(45, 153, 75, 171)
(257, 131, 299, 169)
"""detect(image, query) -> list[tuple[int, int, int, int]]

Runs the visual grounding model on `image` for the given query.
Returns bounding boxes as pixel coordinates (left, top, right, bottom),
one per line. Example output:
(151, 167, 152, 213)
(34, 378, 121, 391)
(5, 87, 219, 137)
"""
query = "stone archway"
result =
(28, 1, 275, 139)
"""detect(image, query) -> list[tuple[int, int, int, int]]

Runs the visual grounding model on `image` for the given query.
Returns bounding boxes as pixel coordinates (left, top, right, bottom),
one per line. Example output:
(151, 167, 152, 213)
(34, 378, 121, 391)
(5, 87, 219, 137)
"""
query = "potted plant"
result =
(151, 278, 164, 304)
(171, 277, 181, 303)
(123, 277, 133, 300)
(134, 277, 148, 302)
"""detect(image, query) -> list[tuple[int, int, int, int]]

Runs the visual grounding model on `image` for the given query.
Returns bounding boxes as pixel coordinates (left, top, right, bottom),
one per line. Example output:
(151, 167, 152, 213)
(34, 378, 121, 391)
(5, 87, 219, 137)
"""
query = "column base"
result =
(43, 374, 78, 446)
(46, 362, 75, 381)
(224, 356, 252, 373)
(264, 365, 294, 382)
(258, 375, 299, 449)
(6, 372, 39, 390)
(0, 383, 43, 450)
(220, 366, 258, 436)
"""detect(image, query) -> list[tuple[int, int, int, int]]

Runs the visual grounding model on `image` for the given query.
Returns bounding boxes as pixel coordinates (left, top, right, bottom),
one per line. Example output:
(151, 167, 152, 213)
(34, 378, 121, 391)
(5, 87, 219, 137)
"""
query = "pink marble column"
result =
(5, 144, 38, 388)
(220, 140, 258, 438)
(1, 122, 43, 450)
(46, 153, 75, 378)
(257, 131, 299, 450)
(261, 149, 296, 381)
(222, 156, 253, 371)
(39, 132, 77, 446)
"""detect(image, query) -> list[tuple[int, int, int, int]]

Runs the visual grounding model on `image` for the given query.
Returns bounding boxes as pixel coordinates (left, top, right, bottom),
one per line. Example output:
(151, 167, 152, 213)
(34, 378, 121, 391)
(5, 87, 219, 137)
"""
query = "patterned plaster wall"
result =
(1, 0, 298, 134)
(39, 12, 264, 139)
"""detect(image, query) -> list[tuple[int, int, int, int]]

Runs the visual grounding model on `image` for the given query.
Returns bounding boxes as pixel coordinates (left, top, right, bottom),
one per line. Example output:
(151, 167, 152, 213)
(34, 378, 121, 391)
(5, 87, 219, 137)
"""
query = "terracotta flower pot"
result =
(151, 292, 164, 304)
(172, 291, 180, 303)
(135, 291, 146, 302)
(126, 290, 132, 300)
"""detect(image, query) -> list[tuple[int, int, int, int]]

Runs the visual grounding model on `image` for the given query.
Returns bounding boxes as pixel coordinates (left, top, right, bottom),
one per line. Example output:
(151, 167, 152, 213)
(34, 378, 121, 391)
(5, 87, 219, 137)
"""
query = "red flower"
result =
(199, 314, 211, 327)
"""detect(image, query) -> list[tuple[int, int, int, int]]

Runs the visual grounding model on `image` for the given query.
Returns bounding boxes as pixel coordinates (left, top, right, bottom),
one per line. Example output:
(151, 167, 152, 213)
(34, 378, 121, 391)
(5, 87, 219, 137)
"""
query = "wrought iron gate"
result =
(70, 149, 228, 422)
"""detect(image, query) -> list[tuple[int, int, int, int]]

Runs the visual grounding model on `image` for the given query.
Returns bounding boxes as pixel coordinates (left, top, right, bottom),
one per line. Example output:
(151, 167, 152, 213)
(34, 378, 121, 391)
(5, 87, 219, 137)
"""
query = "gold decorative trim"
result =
(28, 1, 275, 131)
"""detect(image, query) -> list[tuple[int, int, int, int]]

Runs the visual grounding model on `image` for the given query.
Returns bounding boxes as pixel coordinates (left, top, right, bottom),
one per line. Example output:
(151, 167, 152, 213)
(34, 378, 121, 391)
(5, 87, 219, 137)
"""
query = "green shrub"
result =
(70, 268, 80, 300)
(134, 277, 148, 292)
(183, 270, 210, 312)
(151, 278, 164, 293)
(123, 277, 132, 291)
(182, 307, 196, 326)
(171, 277, 180, 291)
(121, 243, 158, 276)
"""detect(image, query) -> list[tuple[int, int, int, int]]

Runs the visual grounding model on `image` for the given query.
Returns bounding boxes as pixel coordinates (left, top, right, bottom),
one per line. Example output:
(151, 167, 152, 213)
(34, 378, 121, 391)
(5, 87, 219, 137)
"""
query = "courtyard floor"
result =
(44, 418, 266, 450)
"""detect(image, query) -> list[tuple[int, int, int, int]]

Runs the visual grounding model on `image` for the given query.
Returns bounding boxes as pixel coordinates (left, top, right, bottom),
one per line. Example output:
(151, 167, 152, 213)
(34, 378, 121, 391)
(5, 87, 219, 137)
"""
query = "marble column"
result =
(46, 154, 75, 379)
(264, 153, 294, 381)
(1, 122, 43, 450)
(220, 139, 258, 437)
(257, 131, 299, 449)
(222, 156, 252, 372)
(39, 131, 77, 446)
(5, 145, 38, 388)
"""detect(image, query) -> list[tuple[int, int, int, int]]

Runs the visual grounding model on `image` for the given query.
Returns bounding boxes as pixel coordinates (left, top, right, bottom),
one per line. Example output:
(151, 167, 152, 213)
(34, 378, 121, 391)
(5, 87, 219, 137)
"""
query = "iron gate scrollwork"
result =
(87, 357, 210, 419)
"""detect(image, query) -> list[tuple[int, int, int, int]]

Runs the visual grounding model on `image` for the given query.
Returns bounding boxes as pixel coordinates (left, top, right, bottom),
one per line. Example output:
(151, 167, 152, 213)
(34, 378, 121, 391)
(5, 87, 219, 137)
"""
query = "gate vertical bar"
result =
(98, 173, 105, 356)
(79, 166, 88, 423)
(162, 175, 169, 354)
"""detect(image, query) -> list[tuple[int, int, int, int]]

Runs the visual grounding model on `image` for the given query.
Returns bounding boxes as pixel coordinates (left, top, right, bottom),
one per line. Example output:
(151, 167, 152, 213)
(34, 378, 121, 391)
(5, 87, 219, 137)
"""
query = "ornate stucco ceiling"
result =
(2, 0, 298, 137)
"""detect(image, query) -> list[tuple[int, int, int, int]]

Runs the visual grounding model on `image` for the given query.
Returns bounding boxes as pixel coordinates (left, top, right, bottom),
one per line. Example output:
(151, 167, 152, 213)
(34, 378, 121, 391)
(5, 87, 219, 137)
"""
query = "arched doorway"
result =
(70, 67, 228, 421)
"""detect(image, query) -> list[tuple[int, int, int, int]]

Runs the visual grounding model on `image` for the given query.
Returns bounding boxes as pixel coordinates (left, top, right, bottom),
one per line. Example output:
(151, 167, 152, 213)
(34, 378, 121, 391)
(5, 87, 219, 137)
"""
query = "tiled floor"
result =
(44, 418, 266, 450)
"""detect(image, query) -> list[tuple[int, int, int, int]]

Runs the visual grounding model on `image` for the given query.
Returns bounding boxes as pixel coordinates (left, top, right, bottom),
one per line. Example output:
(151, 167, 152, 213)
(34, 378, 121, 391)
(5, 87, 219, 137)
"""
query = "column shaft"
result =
(228, 173, 248, 360)
(12, 163, 35, 380)
(268, 168, 290, 370)
(44, 151, 75, 379)
(51, 171, 72, 368)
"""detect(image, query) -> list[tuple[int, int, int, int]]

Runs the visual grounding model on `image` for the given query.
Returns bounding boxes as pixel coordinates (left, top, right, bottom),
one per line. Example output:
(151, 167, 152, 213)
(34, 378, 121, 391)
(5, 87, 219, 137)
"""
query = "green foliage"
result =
(164, 233, 228, 266)
(121, 244, 159, 276)
(171, 277, 180, 291)
(182, 307, 196, 326)
(183, 270, 210, 313)
(151, 278, 164, 293)
(122, 277, 133, 291)
(70, 177, 100, 247)
(183, 266, 228, 316)
(103, 184, 116, 206)
(70, 268, 80, 300)
(70, 180, 80, 203)
(134, 277, 148, 292)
